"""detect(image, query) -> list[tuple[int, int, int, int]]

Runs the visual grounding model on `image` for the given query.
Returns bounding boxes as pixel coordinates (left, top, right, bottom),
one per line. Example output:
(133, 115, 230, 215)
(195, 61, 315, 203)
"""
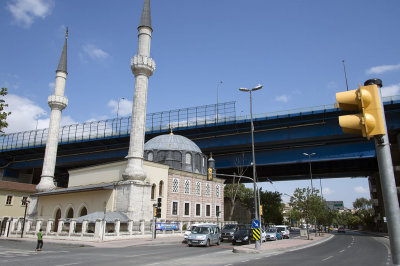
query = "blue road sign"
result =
(252, 219, 260, 229)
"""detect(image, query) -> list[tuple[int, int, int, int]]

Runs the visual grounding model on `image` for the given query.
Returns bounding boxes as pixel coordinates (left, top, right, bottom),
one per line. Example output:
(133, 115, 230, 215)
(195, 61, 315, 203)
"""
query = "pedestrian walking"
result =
(36, 229, 43, 251)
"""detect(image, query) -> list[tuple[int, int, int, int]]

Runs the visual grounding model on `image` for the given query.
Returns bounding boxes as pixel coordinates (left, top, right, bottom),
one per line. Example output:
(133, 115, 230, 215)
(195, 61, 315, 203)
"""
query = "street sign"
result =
(252, 219, 260, 229)
(252, 228, 261, 241)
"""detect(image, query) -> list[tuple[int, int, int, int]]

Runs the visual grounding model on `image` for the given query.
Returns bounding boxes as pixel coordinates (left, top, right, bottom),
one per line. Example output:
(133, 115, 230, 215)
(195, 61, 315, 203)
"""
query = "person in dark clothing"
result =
(36, 229, 43, 251)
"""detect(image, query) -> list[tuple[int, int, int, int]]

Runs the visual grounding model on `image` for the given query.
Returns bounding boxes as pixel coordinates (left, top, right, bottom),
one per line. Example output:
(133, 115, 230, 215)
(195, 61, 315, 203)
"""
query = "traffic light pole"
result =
(367, 79, 400, 265)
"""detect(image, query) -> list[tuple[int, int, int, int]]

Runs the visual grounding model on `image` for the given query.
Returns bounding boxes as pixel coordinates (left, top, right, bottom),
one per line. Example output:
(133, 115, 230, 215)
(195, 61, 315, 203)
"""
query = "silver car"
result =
(187, 225, 221, 247)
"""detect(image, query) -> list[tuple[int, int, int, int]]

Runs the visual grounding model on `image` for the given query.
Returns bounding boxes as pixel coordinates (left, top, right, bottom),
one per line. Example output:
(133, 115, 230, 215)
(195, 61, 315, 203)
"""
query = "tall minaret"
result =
(36, 29, 69, 192)
(122, 0, 155, 181)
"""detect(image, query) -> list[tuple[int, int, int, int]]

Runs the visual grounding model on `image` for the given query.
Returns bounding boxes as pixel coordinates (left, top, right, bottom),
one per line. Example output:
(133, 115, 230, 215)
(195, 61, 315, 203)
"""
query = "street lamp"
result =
(239, 84, 262, 250)
(303, 152, 317, 236)
(216, 81, 223, 123)
(21, 198, 30, 238)
(116, 97, 126, 133)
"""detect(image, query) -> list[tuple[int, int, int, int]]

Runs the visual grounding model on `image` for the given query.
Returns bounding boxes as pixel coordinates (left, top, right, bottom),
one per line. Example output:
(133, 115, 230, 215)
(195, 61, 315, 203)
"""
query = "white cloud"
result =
(108, 98, 132, 117)
(381, 83, 400, 97)
(7, 0, 55, 28)
(354, 186, 369, 194)
(3, 94, 76, 133)
(82, 44, 110, 60)
(366, 64, 400, 75)
(275, 94, 289, 103)
(322, 187, 334, 195)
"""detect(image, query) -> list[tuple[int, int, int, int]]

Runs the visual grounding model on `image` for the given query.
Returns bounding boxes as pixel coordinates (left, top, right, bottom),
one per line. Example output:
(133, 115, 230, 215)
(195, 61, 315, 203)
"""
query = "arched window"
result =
(67, 208, 74, 218)
(185, 153, 192, 164)
(172, 178, 179, 193)
(54, 209, 61, 232)
(151, 184, 156, 200)
(80, 207, 88, 217)
(148, 152, 153, 161)
(159, 181, 164, 197)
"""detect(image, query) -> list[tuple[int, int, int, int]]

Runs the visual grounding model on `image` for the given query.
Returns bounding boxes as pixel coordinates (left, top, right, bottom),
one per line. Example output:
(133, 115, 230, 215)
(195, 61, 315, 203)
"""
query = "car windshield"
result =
(237, 229, 250, 234)
(223, 224, 237, 230)
(267, 228, 277, 233)
(192, 227, 210, 234)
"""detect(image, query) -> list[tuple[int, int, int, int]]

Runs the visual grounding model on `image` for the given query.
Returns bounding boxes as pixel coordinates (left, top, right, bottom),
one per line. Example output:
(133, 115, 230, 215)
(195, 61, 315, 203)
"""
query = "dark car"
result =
(221, 224, 239, 242)
(232, 229, 253, 245)
(338, 227, 346, 233)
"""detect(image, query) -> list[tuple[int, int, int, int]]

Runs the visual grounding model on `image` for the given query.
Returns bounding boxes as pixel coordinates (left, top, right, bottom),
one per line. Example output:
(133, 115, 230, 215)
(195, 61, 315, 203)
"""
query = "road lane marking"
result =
(241, 260, 249, 263)
(347, 245, 351, 248)
(322, 256, 333, 261)
(55, 263, 81, 266)
(339, 249, 345, 253)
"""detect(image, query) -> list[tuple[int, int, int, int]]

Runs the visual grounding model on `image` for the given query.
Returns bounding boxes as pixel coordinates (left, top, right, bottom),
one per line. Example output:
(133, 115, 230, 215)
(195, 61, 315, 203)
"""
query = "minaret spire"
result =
(57, 27, 68, 74)
(36, 29, 69, 192)
(122, 0, 155, 181)
(139, 0, 152, 30)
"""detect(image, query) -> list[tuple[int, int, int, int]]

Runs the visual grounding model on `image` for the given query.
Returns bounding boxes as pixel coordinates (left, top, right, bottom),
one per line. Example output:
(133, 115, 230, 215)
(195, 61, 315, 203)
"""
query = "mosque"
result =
(2, 0, 226, 240)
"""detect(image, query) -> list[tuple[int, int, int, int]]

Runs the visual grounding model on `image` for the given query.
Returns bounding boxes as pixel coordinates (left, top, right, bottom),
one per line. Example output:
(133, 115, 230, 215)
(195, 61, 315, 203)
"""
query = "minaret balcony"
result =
(48, 95, 68, 111)
(131, 55, 156, 77)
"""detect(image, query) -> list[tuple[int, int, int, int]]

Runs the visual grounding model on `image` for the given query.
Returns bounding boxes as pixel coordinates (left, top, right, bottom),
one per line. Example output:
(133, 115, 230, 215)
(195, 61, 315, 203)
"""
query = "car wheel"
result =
(206, 239, 210, 247)
(217, 239, 221, 245)
(220, 239, 223, 242)
(188, 244, 192, 247)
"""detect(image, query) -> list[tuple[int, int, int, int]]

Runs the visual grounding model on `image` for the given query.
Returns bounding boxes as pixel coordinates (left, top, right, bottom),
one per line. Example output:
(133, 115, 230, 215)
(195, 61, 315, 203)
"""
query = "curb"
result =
(232, 235, 334, 254)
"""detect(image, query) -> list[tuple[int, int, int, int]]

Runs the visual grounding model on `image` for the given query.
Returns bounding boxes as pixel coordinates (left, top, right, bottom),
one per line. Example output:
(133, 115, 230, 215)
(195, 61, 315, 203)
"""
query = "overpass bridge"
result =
(1, 96, 400, 186)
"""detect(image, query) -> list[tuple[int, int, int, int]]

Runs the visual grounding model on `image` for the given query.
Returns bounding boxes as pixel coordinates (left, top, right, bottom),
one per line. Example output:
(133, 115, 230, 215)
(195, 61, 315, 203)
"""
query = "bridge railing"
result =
(0, 101, 236, 151)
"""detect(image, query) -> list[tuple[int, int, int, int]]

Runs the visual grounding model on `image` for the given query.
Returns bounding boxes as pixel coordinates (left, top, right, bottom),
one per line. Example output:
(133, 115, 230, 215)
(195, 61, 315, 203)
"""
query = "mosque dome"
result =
(144, 134, 201, 153)
(144, 133, 207, 174)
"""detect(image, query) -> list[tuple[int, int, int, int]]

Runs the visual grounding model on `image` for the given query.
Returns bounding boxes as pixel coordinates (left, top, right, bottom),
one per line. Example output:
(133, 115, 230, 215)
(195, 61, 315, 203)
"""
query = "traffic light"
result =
(336, 84, 385, 140)
(154, 207, 158, 217)
(157, 198, 162, 208)
(207, 168, 213, 181)
(156, 207, 161, 218)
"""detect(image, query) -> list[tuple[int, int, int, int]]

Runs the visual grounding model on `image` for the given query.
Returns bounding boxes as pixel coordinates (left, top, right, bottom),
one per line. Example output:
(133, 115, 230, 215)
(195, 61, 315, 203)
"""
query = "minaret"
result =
(36, 29, 69, 192)
(122, 0, 155, 181)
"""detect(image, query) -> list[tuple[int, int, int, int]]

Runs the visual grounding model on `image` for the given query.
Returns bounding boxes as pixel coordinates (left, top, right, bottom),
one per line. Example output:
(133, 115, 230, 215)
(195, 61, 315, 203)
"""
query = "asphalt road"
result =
(0, 231, 392, 266)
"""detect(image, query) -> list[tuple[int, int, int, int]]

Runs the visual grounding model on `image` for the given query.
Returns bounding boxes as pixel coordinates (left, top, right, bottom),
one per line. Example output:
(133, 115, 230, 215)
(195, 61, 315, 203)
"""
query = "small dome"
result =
(145, 134, 201, 153)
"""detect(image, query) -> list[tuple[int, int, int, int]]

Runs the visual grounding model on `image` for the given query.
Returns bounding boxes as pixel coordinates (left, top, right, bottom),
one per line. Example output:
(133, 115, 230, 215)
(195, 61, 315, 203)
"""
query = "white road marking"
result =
(241, 260, 249, 263)
(347, 245, 351, 248)
(339, 249, 345, 253)
(322, 256, 333, 261)
(55, 263, 81, 266)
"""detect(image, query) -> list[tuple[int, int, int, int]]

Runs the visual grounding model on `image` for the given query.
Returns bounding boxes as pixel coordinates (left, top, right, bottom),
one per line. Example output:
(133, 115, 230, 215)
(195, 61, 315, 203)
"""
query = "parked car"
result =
(232, 228, 253, 245)
(338, 226, 346, 233)
(183, 223, 214, 242)
(221, 224, 239, 242)
(276, 225, 290, 239)
(187, 225, 221, 247)
(265, 227, 282, 241)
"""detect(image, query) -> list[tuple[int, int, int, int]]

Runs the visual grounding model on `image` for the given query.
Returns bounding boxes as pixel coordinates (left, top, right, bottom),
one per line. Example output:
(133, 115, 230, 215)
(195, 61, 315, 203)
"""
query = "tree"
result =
(224, 153, 249, 221)
(259, 189, 283, 225)
(353, 197, 374, 230)
(0, 88, 11, 133)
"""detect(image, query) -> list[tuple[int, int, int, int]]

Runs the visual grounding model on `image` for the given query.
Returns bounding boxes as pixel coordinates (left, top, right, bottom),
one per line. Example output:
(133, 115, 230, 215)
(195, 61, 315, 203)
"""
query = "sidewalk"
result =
(3, 234, 185, 248)
(232, 233, 334, 254)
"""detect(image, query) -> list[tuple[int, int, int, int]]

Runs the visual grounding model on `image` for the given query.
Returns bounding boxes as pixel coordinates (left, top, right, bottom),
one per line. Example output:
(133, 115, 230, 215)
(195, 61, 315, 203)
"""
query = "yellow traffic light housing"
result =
(336, 84, 385, 139)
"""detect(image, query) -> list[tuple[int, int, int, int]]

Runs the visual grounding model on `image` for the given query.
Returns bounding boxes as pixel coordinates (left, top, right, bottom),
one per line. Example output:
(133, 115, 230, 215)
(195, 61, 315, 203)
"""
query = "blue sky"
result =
(1, 0, 400, 208)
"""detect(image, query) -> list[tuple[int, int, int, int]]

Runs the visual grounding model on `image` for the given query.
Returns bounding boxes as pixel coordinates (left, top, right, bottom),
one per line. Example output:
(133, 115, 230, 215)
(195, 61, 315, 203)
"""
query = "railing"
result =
(0, 102, 236, 151)
(1, 95, 399, 152)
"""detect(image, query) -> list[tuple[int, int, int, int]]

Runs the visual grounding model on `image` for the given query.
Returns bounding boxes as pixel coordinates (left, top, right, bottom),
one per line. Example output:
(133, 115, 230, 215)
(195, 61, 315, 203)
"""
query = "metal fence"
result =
(1, 95, 399, 152)
(0, 101, 236, 151)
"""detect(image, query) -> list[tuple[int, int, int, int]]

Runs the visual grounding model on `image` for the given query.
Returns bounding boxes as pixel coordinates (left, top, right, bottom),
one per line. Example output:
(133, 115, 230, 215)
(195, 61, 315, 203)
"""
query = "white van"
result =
(275, 225, 290, 239)
(183, 223, 214, 242)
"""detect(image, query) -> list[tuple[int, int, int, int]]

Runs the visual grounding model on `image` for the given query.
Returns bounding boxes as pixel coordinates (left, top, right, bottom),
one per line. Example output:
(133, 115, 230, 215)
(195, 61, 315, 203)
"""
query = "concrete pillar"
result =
(17, 219, 22, 232)
(69, 219, 76, 236)
(35, 220, 42, 233)
(82, 220, 88, 235)
(26, 219, 32, 232)
(57, 219, 65, 234)
(140, 219, 145, 235)
(4, 220, 10, 237)
(95, 219, 103, 239)
(115, 219, 120, 236)
(46, 219, 54, 234)
(128, 220, 133, 235)
(179, 221, 183, 233)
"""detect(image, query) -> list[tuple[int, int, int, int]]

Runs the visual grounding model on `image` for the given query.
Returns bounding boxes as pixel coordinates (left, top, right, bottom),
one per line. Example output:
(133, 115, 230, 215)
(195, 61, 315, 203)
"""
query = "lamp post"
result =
(116, 97, 126, 133)
(239, 84, 262, 250)
(21, 198, 30, 238)
(216, 81, 223, 123)
(303, 152, 317, 236)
